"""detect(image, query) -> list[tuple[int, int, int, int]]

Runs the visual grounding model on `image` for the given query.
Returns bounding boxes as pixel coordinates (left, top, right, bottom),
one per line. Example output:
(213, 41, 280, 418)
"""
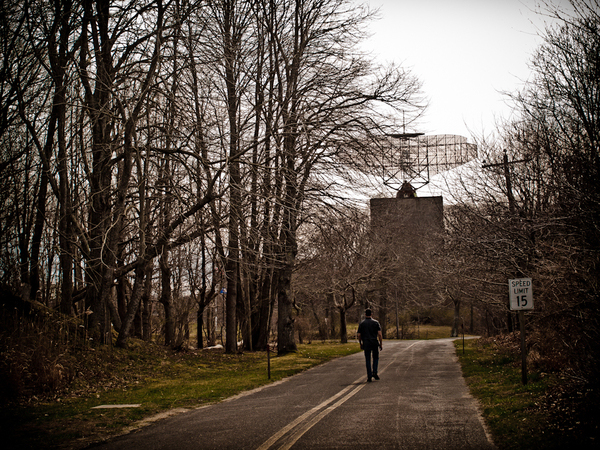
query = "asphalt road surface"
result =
(90, 338, 496, 450)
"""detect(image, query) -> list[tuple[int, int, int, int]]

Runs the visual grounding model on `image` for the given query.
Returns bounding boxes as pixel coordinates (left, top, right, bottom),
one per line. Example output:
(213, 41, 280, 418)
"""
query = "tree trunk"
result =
(197, 305, 205, 349)
(81, 0, 114, 345)
(29, 166, 49, 301)
(222, 0, 242, 354)
(55, 8, 73, 316)
(207, 306, 216, 346)
(116, 273, 127, 324)
(379, 291, 388, 340)
(277, 263, 297, 354)
(142, 261, 153, 342)
(254, 268, 274, 350)
(339, 306, 348, 344)
(326, 301, 336, 339)
(470, 303, 474, 333)
(133, 305, 143, 339)
(116, 263, 146, 348)
(312, 305, 328, 341)
(86, 255, 111, 343)
(225, 259, 238, 353)
(451, 299, 461, 338)
(160, 250, 175, 347)
(240, 272, 252, 351)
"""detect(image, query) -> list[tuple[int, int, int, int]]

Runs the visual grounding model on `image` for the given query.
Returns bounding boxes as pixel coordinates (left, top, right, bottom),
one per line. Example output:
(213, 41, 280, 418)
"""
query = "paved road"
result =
(90, 339, 496, 450)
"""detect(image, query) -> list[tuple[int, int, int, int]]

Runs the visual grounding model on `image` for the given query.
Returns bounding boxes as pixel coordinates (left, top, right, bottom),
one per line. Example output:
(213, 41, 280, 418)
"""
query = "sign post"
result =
(509, 278, 533, 385)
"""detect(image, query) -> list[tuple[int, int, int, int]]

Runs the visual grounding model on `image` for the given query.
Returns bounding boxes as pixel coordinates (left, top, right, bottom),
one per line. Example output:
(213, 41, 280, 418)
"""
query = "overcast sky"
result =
(357, 0, 566, 140)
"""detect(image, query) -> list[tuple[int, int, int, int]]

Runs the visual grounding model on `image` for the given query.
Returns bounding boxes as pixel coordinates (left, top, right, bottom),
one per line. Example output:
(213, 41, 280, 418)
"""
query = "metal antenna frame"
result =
(382, 134, 477, 191)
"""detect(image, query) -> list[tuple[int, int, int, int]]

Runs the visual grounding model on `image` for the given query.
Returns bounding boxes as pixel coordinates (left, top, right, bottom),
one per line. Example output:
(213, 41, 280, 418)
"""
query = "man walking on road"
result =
(357, 308, 383, 382)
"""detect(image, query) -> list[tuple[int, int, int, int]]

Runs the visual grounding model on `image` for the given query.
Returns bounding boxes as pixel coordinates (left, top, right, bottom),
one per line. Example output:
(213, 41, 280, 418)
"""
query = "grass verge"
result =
(1, 341, 360, 450)
(455, 337, 598, 449)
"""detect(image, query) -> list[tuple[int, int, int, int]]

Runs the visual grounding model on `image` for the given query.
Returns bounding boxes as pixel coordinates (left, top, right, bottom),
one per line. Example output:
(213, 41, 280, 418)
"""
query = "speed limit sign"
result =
(509, 278, 533, 310)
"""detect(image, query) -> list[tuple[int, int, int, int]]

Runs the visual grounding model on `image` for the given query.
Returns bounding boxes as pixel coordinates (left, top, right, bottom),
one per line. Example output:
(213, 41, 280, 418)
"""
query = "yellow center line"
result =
(257, 342, 421, 450)
(277, 382, 366, 450)
(256, 380, 361, 450)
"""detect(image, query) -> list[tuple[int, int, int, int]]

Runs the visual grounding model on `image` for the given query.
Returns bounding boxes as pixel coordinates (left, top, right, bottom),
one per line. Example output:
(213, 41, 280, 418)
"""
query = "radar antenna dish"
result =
(381, 134, 477, 191)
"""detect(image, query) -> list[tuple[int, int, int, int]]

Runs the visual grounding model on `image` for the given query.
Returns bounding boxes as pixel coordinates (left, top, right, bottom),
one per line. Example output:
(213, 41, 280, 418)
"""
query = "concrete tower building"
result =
(369, 192, 444, 338)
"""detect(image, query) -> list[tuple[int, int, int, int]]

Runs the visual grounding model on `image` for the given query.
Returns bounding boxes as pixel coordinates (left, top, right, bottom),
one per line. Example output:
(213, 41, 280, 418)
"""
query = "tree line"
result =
(0, 0, 423, 353)
(3, 0, 597, 390)
(440, 0, 600, 384)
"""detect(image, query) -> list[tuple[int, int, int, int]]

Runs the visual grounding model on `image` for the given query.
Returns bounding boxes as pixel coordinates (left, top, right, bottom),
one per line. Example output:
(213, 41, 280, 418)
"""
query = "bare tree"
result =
(253, 0, 423, 354)
(438, 0, 600, 382)
(1, 0, 423, 357)
(294, 206, 374, 343)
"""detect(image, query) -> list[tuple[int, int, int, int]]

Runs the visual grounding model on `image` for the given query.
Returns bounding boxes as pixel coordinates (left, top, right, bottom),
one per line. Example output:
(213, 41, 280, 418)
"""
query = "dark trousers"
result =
(363, 344, 379, 379)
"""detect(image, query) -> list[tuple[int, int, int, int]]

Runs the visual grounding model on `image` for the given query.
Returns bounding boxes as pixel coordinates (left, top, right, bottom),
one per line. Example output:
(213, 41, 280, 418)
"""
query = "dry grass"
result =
(456, 337, 599, 449)
(1, 339, 360, 449)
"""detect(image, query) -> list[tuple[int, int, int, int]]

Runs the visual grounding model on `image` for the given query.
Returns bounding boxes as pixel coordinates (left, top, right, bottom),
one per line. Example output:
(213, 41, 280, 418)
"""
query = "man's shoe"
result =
(373, 374, 380, 380)
(367, 378, 372, 382)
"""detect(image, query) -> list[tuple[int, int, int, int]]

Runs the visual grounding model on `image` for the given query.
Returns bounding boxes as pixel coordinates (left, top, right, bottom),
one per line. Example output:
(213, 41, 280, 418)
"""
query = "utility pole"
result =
(482, 151, 531, 333)
(482, 150, 530, 214)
